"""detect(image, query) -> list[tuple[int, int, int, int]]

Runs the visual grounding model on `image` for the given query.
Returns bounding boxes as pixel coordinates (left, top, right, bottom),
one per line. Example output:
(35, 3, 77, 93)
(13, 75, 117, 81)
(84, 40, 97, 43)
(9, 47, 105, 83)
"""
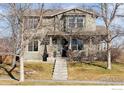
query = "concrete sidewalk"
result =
(24, 79, 124, 85)
(52, 57, 68, 80)
(1, 78, 124, 85)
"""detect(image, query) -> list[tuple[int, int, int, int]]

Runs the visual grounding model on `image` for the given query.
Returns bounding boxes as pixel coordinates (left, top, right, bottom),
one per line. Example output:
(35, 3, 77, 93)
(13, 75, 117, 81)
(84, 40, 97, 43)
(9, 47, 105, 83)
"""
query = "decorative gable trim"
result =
(48, 8, 98, 18)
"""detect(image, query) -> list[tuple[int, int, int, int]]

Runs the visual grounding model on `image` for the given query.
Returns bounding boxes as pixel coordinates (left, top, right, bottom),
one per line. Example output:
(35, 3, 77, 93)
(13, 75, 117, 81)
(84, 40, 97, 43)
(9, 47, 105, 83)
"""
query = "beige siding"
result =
(85, 14, 96, 31)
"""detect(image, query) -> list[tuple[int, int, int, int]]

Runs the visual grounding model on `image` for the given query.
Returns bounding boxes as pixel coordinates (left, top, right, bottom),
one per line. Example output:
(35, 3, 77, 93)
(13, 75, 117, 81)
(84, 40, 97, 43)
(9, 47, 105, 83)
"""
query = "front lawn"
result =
(68, 61, 124, 82)
(24, 62, 53, 80)
(0, 62, 53, 80)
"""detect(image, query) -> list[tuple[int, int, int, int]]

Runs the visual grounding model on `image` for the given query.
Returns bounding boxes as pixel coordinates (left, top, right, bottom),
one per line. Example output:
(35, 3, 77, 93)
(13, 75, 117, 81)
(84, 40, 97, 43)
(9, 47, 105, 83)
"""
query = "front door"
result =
(61, 39, 68, 57)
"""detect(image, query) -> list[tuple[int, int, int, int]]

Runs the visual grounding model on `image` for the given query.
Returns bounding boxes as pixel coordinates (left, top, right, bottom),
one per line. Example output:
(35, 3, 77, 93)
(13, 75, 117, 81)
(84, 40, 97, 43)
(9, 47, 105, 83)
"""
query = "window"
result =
(28, 40, 38, 51)
(68, 16, 75, 28)
(71, 39, 83, 50)
(77, 17, 83, 27)
(24, 17, 39, 29)
(68, 15, 84, 28)
(72, 39, 77, 45)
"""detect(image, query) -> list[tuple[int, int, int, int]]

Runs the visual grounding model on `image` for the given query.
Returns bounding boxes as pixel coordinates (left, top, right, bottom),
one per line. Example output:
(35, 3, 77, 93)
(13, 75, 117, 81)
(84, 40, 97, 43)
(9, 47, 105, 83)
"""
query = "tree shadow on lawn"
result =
(0, 64, 19, 81)
(82, 61, 107, 69)
(69, 61, 107, 69)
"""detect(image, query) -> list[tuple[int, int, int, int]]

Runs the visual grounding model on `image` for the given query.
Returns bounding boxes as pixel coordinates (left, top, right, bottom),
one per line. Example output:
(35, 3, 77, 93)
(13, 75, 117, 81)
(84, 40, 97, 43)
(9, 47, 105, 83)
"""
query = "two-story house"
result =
(23, 8, 107, 62)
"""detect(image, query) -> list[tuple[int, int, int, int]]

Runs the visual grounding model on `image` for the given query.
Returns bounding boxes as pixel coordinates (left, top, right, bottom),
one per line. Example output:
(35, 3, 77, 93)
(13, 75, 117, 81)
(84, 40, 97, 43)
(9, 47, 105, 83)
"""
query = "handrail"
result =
(52, 58, 56, 76)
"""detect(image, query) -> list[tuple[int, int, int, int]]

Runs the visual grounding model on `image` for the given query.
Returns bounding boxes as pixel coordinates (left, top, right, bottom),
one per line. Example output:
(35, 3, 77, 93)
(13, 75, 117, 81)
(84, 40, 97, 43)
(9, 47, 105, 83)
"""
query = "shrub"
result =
(111, 48, 122, 62)
(96, 48, 122, 62)
(96, 51, 107, 61)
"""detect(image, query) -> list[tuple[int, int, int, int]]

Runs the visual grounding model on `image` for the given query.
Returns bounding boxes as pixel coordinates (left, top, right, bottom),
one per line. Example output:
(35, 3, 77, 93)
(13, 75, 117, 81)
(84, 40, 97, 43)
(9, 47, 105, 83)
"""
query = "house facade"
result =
(23, 8, 107, 62)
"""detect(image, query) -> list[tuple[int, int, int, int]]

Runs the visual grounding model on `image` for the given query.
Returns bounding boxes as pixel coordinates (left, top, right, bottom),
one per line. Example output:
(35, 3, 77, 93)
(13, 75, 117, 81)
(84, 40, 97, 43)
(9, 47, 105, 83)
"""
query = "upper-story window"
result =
(24, 16, 39, 29)
(68, 15, 84, 28)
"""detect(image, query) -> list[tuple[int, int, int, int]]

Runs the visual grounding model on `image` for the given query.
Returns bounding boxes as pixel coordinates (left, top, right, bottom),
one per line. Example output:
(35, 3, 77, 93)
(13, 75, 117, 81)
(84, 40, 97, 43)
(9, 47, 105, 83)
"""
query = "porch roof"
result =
(47, 26, 107, 36)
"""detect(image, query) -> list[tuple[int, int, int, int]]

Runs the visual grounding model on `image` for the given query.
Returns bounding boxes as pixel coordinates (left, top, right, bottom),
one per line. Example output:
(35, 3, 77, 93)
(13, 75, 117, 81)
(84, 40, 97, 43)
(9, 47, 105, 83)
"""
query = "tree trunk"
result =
(19, 56, 24, 82)
(12, 55, 16, 67)
(107, 41, 112, 70)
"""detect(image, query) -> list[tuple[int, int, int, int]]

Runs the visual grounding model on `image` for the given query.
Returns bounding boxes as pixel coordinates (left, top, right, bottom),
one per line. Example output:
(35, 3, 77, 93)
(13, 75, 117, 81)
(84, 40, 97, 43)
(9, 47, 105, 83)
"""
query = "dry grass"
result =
(24, 62, 53, 80)
(0, 80, 18, 85)
(68, 61, 124, 82)
(0, 62, 53, 80)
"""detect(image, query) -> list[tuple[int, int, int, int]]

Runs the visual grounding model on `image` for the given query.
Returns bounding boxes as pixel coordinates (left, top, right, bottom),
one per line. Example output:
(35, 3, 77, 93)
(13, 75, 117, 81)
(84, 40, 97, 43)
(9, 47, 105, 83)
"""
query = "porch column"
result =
(105, 42, 107, 51)
(69, 36, 72, 50)
(90, 38, 92, 46)
(98, 43, 101, 51)
(100, 42, 103, 51)
(89, 37, 93, 51)
(50, 36, 53, 46)
(57, 37, 61, 52)
(76, 39, 79, 50)
(89, 37, 93, 56)
(76, 44, 78, 50)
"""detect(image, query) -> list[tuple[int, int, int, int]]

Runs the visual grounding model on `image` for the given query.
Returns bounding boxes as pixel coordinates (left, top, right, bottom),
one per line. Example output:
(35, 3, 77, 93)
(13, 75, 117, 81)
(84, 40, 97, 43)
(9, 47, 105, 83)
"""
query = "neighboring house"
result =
(23, 8, 107, 61)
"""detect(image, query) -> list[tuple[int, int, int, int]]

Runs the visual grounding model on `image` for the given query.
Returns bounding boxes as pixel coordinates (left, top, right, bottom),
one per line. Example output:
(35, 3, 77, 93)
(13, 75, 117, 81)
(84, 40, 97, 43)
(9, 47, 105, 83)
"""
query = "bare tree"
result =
(0, 3, 52, 81)
(98, 3, 122, 69)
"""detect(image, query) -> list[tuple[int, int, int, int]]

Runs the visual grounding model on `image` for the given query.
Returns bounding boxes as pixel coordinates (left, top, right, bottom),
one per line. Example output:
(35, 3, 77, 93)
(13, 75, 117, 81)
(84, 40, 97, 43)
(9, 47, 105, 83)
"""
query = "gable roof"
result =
(24, 8, 98, 18)
(44, 8, 98, 17)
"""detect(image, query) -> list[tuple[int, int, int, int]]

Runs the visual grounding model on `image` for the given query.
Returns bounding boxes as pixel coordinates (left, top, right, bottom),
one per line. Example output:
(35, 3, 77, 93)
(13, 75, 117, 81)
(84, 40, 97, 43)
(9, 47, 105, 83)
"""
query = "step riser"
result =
(54, 68, 67, 69)
(53, 74, 68, 76)
(53, 71, 67, 73)
(53, 76, 67, 78)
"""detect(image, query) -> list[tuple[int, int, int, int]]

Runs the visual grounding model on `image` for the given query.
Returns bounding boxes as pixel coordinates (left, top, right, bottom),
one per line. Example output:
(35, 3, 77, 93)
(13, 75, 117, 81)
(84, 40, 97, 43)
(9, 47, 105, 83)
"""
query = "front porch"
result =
(23, 31, 108, 62)
(50, 36, 84, 57)
(45, 34, 107, 61)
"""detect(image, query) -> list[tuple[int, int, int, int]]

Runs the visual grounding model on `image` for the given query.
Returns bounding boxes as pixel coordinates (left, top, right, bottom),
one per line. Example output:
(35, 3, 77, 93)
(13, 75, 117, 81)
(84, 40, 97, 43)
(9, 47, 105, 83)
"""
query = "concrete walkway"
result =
(52, 57, 68, 80)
